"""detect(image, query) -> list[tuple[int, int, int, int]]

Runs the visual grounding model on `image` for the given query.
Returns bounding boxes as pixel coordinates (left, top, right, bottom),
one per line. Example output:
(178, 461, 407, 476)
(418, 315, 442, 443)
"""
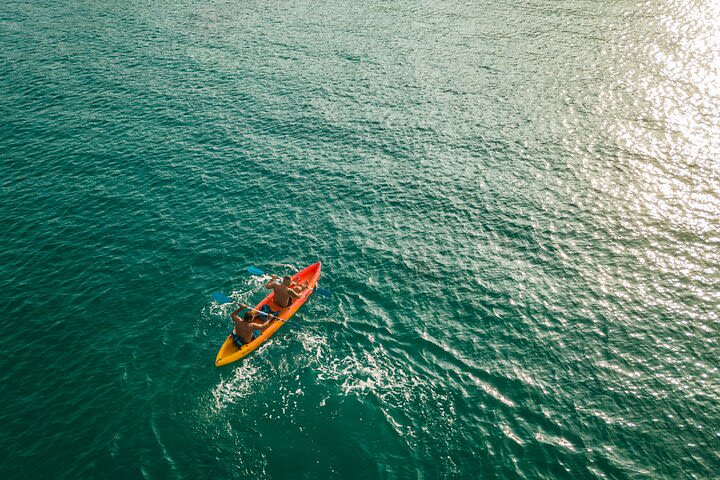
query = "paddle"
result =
(246, 265, 332, 298)
(210, 292, 288, 323)
(246, 266, 264, 276)
(211, 292, 237, 305)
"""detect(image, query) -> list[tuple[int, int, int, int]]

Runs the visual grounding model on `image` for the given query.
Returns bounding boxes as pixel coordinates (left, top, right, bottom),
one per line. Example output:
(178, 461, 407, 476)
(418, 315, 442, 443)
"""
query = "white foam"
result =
(209, 363, 260, 412)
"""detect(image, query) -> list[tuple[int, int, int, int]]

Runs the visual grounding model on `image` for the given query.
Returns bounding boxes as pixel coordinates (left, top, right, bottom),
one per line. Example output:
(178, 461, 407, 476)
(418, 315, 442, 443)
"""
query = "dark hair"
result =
(283, 275, 292, 282)
(243, 312, 253, 322)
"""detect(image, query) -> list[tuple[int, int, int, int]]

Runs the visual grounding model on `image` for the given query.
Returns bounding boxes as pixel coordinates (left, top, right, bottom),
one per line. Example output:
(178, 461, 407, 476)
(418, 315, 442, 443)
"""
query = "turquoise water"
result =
(1, 0, 719, 478)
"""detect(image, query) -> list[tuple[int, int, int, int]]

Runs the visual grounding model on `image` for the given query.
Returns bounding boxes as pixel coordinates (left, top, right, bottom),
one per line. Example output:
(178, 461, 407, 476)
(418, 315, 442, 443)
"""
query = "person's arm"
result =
(290, 281, 309, 296)
(250, 320, 273, 332)
(265, 275, 279, 290)
(230, 305, 244, 322)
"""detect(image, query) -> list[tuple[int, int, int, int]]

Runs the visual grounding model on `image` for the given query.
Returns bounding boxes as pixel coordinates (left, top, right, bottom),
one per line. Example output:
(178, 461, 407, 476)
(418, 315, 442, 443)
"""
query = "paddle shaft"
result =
(236, 303, 291, 324)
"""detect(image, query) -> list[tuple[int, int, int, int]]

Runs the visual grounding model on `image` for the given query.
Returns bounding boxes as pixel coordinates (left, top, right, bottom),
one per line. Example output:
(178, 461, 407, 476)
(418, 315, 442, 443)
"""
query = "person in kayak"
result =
(265, 274, 308, 311)
(230, 305, 273, 347)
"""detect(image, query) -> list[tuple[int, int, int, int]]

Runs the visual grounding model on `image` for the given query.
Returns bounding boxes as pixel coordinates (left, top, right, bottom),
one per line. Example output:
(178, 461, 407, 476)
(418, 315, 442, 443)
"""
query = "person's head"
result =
(243, 312, 253, 322)
(282, 275, 292, 286)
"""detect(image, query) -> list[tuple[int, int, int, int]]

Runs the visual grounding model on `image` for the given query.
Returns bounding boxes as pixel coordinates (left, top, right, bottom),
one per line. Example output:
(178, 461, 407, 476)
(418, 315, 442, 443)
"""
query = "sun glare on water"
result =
(606, 0, 720, 237)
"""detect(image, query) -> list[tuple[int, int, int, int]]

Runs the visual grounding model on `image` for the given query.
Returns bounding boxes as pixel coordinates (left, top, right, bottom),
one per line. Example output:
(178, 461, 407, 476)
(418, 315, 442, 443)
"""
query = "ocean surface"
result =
(1, 0, 718, 478)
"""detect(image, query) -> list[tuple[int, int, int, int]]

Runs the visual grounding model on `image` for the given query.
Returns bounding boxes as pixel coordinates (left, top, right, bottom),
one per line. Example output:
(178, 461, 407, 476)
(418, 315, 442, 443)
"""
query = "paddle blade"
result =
(211, 292, 233, 304)
(315, 287, 332, 298)
(247, 266, 265, 276)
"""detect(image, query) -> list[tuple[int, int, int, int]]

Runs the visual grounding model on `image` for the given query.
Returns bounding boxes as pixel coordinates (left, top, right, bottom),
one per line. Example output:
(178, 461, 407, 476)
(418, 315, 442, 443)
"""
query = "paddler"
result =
(264, 275, 308, 313)
(230, 306, 273, 347)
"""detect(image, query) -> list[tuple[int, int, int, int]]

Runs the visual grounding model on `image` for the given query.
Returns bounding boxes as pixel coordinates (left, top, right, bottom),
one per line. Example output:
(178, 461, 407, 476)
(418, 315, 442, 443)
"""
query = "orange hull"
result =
(215, 262, 321, 367)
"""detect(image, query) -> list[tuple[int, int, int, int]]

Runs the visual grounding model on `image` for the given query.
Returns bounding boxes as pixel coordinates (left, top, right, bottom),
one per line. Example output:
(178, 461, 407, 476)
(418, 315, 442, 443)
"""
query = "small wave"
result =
(534, 432, 577, 452)
(501, 424, 525, 445)
(149, 409, 180, 476)
(468, 373, 516, 408)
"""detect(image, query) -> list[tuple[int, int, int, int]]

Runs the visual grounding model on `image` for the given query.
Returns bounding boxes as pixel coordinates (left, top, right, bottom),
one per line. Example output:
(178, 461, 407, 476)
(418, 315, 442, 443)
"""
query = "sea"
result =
(1, 0, 718, 478)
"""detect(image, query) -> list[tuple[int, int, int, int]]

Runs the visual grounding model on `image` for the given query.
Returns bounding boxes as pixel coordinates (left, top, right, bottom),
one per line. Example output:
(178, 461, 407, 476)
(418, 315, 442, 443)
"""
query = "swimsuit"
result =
(231, 332, 250, 347)
(255, 294, 295, 323)
(231, 329, 262, 347)
(259, 304, 282, 319)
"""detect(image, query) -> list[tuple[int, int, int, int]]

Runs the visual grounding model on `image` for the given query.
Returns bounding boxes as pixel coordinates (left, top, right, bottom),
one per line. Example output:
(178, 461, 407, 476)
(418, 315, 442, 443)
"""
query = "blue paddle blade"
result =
(315, 287, 332, 298)
(211, 292, 233, 304)
(247, 266, 265, 276)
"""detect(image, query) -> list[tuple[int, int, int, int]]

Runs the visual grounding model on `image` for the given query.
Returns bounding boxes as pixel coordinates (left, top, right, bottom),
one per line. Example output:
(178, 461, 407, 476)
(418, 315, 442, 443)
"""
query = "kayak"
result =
(215, 261, 321, 367)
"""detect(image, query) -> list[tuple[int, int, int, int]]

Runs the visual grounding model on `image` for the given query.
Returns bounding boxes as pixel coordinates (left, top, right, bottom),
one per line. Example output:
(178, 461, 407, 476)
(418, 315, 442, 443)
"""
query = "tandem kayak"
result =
(215, 261, 321, 367)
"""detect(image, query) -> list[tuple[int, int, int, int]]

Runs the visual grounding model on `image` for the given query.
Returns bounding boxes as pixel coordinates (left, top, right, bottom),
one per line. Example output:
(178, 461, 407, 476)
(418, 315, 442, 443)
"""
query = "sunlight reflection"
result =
(614, 0, 720, 235)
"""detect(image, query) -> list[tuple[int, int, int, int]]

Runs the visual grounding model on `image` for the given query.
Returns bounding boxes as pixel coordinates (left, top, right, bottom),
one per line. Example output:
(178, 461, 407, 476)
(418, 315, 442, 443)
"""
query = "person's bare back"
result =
(266, 275, 306, 309)
(231, 307, 271, 345)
